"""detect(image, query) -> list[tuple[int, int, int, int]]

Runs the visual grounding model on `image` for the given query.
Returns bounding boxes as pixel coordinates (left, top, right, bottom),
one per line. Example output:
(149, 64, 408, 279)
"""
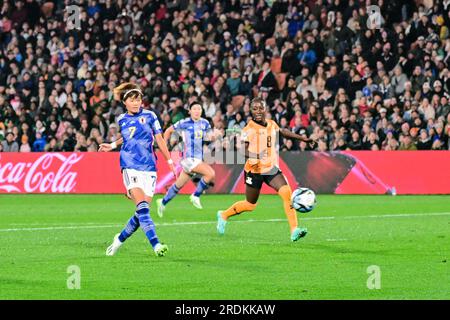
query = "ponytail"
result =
(113, 82, 143, 102)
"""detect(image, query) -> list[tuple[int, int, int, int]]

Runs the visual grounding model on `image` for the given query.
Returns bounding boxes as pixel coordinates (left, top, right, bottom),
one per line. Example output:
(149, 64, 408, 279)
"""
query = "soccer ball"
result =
(291, 188, 316, 213)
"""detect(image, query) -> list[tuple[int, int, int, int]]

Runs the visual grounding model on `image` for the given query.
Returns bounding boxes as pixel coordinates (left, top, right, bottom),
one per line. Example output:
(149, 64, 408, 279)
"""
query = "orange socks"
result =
(278, 185, 298, 232)
(221, 185, 297, 232)
(221, 201, 257, 220)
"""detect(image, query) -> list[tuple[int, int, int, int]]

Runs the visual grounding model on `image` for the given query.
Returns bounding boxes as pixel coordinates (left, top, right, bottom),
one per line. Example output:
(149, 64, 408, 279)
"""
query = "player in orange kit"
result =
(216, 97, 314, 241)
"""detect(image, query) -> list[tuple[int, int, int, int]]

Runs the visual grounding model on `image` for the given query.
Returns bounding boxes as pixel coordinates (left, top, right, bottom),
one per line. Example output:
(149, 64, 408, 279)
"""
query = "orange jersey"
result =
(241, 119, 280, 174)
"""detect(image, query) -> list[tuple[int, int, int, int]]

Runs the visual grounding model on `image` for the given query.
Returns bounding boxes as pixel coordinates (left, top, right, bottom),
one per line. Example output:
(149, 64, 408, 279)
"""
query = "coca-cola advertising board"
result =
(0, 151, 449, 194)
(0, 153, 120, 193)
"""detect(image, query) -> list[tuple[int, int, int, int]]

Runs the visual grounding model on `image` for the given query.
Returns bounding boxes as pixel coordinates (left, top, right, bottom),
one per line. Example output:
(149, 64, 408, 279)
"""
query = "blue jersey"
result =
(173, 117, 211, 160)
(117, 108, 162, 171)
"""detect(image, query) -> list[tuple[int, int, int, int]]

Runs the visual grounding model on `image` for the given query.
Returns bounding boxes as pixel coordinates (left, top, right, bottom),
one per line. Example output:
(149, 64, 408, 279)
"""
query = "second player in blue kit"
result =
(157, 102, 218, 216)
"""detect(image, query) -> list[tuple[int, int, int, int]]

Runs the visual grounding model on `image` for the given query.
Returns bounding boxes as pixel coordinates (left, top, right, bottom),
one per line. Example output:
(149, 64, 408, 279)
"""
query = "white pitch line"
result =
(341, 212, 450, 219)
(0, 224, 120, 232)
(0, 212, 449, 232)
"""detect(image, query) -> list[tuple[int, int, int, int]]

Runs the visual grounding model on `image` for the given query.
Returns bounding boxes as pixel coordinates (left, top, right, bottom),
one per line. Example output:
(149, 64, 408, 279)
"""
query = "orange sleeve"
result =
(271, 120, 280, 131)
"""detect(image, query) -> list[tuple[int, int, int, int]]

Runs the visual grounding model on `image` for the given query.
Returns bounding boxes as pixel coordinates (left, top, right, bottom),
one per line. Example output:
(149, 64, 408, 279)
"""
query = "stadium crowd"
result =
(0, 0, 449, 154)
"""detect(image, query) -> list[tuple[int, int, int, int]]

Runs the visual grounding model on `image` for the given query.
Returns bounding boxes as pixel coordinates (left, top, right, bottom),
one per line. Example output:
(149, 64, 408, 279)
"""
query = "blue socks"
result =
(118, 201, 160, 249)
(161, 178, 212, 205)
(118, 213, 139, 242)
(136, 201, 160, 248)
(162, 184, 180, 205)
(193, 178, 209, 197)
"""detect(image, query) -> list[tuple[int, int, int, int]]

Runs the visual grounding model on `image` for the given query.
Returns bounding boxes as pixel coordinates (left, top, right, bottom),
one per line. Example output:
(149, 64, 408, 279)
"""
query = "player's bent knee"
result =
(204, 171, 215, 183)
(130, 188, 146, 204)
(278, 185, 292, 201)
(207, 176, 215, 184)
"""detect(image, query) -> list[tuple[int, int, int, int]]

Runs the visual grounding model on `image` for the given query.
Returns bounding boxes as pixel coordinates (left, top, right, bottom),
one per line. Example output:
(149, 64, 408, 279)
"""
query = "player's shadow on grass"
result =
(306, 243, 394, 256)
(168, 257, 274, 273)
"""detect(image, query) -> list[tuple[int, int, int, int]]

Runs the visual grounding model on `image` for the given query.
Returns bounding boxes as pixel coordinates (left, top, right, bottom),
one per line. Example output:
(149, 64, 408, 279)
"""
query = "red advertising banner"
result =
(337, 151, 450, 194)
(0, 153, 121, 193)
(0, 151, 449, 195)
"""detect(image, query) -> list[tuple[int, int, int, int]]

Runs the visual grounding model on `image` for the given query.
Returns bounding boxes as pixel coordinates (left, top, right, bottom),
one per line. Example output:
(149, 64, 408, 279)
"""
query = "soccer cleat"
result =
(291, 227, 308, 242)
(216, 210, 227, 235)
(106, 233, 123, 256)
(156, 198, 165, 218)
(190, 195, 203, 209)
(154, 243, 168, 257)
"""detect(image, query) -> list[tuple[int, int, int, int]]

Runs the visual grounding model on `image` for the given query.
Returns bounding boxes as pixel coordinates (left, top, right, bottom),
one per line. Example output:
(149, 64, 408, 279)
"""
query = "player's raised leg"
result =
(131, 188, 168, 256)
(106, 170, 143, 256)
(268, 174, 308, 241)
(106, 211, 139, 256)
(157, 171, 191, 217)
(190, 162, 215, 209)
(217, 182, 259, 235)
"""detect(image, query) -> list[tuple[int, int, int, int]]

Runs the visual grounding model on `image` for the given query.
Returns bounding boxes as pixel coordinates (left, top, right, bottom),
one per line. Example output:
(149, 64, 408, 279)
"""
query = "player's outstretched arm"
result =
(99, 137, 123, 152)
(280, 128, 318, 149)
(155, 133, 177, 178)
(280, 128, 312, 142)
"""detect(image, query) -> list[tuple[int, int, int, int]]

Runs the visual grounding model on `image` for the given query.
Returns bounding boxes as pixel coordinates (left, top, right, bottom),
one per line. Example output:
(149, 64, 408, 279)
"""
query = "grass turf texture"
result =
(0, 194, 448, 300)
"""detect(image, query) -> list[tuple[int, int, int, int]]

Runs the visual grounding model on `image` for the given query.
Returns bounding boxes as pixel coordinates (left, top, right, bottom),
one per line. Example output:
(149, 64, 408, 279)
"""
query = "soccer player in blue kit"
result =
(99, 82, 176, 257)
(156, 102, 218, 216)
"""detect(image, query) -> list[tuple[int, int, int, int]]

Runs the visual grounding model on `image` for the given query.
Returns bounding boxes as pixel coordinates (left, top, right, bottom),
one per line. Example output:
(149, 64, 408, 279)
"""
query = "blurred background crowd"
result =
(0, 0, 449, 154)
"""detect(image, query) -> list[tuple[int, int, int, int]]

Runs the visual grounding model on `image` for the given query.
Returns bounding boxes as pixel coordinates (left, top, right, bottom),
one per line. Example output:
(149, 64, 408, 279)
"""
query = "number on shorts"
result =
(151, 175, 156, 190)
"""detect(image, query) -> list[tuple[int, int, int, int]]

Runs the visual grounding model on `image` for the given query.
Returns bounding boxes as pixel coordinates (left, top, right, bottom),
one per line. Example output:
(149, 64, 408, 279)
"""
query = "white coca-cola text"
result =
(0, 153, 83, 193)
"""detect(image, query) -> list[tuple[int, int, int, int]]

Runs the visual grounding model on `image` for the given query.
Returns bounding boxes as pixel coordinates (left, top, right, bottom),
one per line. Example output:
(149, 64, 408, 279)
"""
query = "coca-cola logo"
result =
(0, 153, 83, 193)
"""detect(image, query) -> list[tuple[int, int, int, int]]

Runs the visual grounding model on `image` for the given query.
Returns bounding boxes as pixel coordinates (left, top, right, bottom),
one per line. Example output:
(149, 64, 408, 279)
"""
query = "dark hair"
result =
(189, 101, 202, 109)
(250, 97, 267, 109)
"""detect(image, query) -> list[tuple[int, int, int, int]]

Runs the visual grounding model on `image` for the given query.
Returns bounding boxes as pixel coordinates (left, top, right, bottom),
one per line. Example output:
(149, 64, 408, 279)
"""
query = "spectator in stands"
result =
(2, 132, 18, 151)
(347, 130, 362, 150)
(32, 132, 47, 152)
(297, 42, 316, 69)
(399, 135, 418, 151)
(226, 68, 241, 96)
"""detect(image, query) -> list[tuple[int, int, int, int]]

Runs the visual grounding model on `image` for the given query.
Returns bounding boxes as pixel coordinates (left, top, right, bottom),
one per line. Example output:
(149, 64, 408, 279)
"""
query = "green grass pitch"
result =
(0, 194, 448, 300)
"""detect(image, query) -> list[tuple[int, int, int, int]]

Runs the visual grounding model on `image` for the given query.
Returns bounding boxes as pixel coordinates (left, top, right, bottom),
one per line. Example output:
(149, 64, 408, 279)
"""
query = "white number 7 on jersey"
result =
(129, 126, 136, 139)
